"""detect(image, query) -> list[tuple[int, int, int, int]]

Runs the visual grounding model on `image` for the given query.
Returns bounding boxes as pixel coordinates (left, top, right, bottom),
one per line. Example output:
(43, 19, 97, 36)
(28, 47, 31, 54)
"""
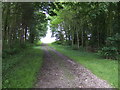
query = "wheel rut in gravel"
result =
(35, 44, 112, 88)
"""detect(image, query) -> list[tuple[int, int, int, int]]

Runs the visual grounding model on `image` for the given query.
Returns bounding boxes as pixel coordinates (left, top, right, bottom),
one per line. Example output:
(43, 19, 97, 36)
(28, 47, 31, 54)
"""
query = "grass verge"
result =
(2, 46, 43, 88)
(50, 44, 118, 88)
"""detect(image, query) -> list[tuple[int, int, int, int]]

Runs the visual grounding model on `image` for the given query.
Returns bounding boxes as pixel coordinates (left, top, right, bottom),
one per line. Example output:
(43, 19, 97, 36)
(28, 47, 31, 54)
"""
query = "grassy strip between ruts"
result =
(49, 44, 118, 88)
(2, 46, 43, 88)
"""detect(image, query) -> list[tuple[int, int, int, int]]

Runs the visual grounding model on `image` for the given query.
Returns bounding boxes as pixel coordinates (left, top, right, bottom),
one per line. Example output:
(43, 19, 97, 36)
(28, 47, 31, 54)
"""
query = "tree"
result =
(2, 2, 48, 57)
(50, 2, 120, 53)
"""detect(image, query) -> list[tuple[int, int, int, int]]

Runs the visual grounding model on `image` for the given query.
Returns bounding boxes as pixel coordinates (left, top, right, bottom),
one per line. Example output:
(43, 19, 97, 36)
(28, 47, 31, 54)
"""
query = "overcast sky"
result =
(41, 20, 56, 43)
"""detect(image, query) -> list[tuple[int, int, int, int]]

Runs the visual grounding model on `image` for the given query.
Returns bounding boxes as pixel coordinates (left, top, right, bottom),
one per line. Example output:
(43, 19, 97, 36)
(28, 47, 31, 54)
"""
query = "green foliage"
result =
(53, 40, 65, 45)
(2, 2, 48, 52)
(52, 40, 66, 45)
(49, 2, 119, 51)
(106, 33, 120, 50)
(2, 42, 33, 58)
(3, 48, 21, 58)
(35, 41, 42, 46)
(2, 46, 43, 88)
(52, 40, 62, 44)
(98, 47, 118, 60)
(72, 44, 79, 50)
(98, 33, 120, 60)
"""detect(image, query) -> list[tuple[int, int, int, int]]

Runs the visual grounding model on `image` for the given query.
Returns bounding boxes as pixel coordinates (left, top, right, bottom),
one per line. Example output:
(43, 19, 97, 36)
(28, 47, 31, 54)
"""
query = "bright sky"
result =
(41, 20, 56, 43)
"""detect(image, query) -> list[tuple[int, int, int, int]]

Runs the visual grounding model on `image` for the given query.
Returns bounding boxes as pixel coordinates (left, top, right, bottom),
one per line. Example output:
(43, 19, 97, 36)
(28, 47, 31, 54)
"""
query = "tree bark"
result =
(76, 31, 79, 49)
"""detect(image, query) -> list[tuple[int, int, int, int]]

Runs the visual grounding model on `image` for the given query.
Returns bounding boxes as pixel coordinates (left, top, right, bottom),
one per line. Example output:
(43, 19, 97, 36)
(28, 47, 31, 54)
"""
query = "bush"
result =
(72, 44, 78, 50)
(98, 33, 120, 60)
(35, 41, 42, 46)
(2, 42, 32, 58)
(52, 41, 62, 45)
(2, 48, 21, 58)
(98, 47, 119, 60)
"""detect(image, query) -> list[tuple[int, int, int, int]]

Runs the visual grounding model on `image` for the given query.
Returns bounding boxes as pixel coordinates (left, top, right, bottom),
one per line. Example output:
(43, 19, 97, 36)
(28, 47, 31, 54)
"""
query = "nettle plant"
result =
(98, 33, 120, 60)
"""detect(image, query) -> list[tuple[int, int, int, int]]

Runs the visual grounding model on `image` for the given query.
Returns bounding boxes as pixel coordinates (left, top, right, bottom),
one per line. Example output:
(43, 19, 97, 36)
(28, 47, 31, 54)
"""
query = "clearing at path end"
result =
(34, 44, 112, 88)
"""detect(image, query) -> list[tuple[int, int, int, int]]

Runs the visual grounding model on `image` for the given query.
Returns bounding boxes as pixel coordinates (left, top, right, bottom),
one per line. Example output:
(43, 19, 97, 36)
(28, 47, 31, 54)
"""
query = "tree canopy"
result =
(2, 2, 49, 49)
(2, 2, 120, 59)
(49, 2, 120, 59)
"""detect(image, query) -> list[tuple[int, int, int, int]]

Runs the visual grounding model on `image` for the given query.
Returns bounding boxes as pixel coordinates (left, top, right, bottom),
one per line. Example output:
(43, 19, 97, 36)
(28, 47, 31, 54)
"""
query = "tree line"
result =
(50, 2, 120, 59)
(2, 2, 120, 59)
(3, 2, 49, 48)
(2, 2, 52, 57)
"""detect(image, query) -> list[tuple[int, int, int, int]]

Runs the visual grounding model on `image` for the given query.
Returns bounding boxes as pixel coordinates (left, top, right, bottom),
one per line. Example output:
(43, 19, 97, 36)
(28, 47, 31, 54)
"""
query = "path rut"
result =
(35, 44, 112, 88)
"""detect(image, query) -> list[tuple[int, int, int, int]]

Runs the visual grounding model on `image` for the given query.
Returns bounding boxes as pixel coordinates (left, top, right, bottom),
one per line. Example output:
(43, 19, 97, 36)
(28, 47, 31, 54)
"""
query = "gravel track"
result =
(34, 44, 112, 88)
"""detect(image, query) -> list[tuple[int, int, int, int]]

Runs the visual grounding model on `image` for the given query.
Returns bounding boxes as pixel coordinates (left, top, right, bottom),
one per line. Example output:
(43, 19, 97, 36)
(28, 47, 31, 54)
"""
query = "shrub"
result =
(52, 41, 62, 45)
(2, 48, 21, 58)
(72, 44, 79, 50)
(98, 33, 120, 60)
(98, 46, 119, 60)
(2, 42, 32, 58)
(35, 41, 42, 46)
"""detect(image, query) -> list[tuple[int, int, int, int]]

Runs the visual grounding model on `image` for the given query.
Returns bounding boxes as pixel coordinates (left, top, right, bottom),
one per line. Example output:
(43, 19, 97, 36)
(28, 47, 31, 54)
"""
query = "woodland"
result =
(2, 2, 120, 59)
(2, 2, 119, 88)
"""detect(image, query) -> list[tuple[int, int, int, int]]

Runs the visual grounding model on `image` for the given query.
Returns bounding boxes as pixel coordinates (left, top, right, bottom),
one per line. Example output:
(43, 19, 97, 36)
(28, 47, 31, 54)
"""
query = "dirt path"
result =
(34, 44, 112, 88)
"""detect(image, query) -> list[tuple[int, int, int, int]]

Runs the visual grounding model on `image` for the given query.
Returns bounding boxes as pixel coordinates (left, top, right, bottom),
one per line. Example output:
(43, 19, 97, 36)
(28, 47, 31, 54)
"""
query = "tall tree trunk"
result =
(29, 27, 34, 44)
(8, 27, 13, 49)
(107, 3, 113, 37)
(76, 28, 79, 49)
(97, 23, 100, 48)
(71, 32, 74, 47)
(71, 26, 74, 47)
(81, 29, 84, 47)
(117, 2, 120, 33)
(20, 27, 24, 45)
(13, 28, 17, 44)
(25, 25, 27, 41)
(3, 3, 10, 45)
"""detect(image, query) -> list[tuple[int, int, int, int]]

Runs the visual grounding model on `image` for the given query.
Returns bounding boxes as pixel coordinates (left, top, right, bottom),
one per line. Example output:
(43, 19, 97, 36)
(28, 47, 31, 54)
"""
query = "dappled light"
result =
(2, 2, 119, 89)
